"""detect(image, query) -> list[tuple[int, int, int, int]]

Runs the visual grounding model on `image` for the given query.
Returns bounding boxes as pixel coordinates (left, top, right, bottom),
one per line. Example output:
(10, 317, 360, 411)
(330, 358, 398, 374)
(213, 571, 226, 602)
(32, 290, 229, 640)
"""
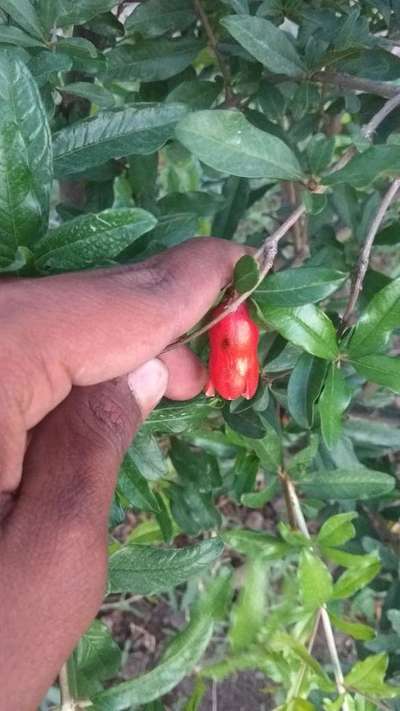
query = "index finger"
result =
(2, 237, 246, 429)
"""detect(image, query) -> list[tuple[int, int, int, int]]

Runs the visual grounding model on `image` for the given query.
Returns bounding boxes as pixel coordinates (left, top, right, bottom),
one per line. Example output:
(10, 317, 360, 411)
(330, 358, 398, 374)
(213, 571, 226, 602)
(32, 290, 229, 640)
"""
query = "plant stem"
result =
(59, 662, 75, 711)
(290, 610, 321, 699)
(312, 71, 400, 99)
(340, 178, 400, 331)
(363, 93, 400, 139)
(194, 0, 235, 107)
(281, 474, 349, 709)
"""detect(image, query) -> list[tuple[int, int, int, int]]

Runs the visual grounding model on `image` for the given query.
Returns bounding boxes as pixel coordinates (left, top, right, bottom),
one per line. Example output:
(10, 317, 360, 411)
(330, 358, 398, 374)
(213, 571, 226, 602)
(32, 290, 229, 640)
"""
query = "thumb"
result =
(0, 359, 168, 711)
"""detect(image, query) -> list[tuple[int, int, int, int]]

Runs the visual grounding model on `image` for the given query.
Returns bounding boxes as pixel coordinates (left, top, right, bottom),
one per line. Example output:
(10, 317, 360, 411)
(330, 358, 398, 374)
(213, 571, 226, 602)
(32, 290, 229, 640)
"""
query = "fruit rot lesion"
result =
(204, 301, 259, 401)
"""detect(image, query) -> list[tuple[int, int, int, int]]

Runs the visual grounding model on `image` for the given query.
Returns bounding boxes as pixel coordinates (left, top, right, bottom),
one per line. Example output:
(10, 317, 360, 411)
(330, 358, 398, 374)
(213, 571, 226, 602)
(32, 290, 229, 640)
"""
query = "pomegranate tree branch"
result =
(341, 178, 400, 331)
(194, 0, 235, 106)
(280, 473, 349, 710)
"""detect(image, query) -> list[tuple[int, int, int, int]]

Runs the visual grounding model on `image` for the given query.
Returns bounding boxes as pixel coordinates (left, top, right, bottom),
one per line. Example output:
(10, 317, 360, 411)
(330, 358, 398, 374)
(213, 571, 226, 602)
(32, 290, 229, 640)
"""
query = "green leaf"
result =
(176, 110, 304, 180)
(129, 430, 167, 482)
(73, 620, 122, 697)
(325, 145, 400, 189)
(53, 103, 188, 177)
(108, 539, 224, 595)
(94, 577, 224, 710)
(0, 0, 45, 40)
(60, 82, 116, 109)
(169, 439, 222, 492)
(0, 24, 45, 47)
(298, 550, 333, 609)
(348, 276, 400, 357)
(221, 15, 305, 78)
(106, 38, 203, 82)
(319, 366, 352, 449)
(0, 51, 52, 265)
(344, 417, 400, 451)
(150, 212, 197, 247)
(234, 255, 260, 294)
(35, 208, 156, 271)
(169, 483, 221, 535)
(344, 653, 400, 698)
(317, 512, 358, 547)
(229, 557, 266, 652)
(287, 354, 327, 428)
(241, 478, 279, 508)
(117, 454, 160, 514)
(262, 304, 338, 360)
(223, 405, 266, 440)
(329, 612, 375, 641)
(307, 135, 335, 176)
(212, 176, 250, 238)
(126, 0, 196, 37)
(287, 435, 319, 478)
(350, 354, 400, 393)
(222, 529, 289, 560)
(46, 0, 122, 28)
(166, 80, 220, 111)
(332, 557, 381, 599)
(28, 50, 72, 87)
(254, 268, 347, 307)
(143, 398, 215, 435)
(158, 191, 224, 218)
(298, 468, 395, 500)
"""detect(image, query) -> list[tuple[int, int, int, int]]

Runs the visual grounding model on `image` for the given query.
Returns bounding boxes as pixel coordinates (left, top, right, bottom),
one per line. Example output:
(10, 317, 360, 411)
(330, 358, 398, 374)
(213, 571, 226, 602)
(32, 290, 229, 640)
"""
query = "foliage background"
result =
(1, 0, 400, 709)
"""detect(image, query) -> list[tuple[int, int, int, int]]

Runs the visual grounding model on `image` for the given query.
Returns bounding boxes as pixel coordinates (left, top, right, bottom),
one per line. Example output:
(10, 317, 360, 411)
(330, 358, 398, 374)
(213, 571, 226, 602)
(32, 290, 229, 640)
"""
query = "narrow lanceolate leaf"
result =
(221, 15, 305, 78)
(126, 0, 196, 37)
(298, 550, 333, 609)
(48, 0, 122, 28)
(317, 512, 358, 547)
(106, 38, 203, 82)
(53, 103, 188, 177)
(35, 209, 157, 271)
(344, 653, 400, 698)
(255, 268, 347, 307)
(0, 25, 45, 47)
(325, 145, 400, 189)
(332, 557, 380, 599)
(287, 354, 327, 428)
(329, 613, 375, 641)
(319, 366, 351, 449)
(108, 539, 224, 595)
(229, 557, 266, 652)
(176, 110, 304, 180)
(94, 577, 226, 710)
(298, 468, 395, 500)
(261, 304, 338, 360)
(347, 276, 400, 357)
(0, 51, 52, 267)
(234, 255, 260, 293)
(350, 354, 400, 393)
(0, 0, 45, 40)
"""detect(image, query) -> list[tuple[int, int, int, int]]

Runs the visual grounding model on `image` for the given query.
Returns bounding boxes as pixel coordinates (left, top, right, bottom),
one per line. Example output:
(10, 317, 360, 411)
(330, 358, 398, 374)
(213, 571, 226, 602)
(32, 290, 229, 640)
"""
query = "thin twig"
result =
(290, 610, 322, 699)
(330, 92, 400, 174)
(282, 475, 349, 709)
(163, 93, 400, 354)
(59, 663, 75, 711)
(194, 0, 235, 107)
(312, 71, 400, 99)
(363, 93, 400, 139)
(341, 178, 400, 331)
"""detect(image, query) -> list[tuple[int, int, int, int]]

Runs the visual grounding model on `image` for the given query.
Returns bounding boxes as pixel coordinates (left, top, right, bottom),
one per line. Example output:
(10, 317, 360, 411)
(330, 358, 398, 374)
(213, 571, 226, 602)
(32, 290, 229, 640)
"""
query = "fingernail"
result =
(127, 359, 169, 419)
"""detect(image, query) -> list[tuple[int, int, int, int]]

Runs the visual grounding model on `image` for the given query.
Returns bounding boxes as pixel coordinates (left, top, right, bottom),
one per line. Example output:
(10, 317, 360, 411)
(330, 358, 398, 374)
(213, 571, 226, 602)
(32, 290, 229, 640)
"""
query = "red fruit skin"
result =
(205, 302, 259, 400)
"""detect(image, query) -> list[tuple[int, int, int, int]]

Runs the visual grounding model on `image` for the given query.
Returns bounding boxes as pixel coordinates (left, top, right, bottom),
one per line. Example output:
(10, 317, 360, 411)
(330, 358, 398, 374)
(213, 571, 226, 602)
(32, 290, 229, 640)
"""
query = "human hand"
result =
(0, 237, 246, 711)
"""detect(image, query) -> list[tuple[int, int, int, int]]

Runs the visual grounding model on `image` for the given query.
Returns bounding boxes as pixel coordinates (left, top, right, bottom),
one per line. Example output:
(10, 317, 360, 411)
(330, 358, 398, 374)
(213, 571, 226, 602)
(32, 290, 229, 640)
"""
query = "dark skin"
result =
(0, 238, 246, 711)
